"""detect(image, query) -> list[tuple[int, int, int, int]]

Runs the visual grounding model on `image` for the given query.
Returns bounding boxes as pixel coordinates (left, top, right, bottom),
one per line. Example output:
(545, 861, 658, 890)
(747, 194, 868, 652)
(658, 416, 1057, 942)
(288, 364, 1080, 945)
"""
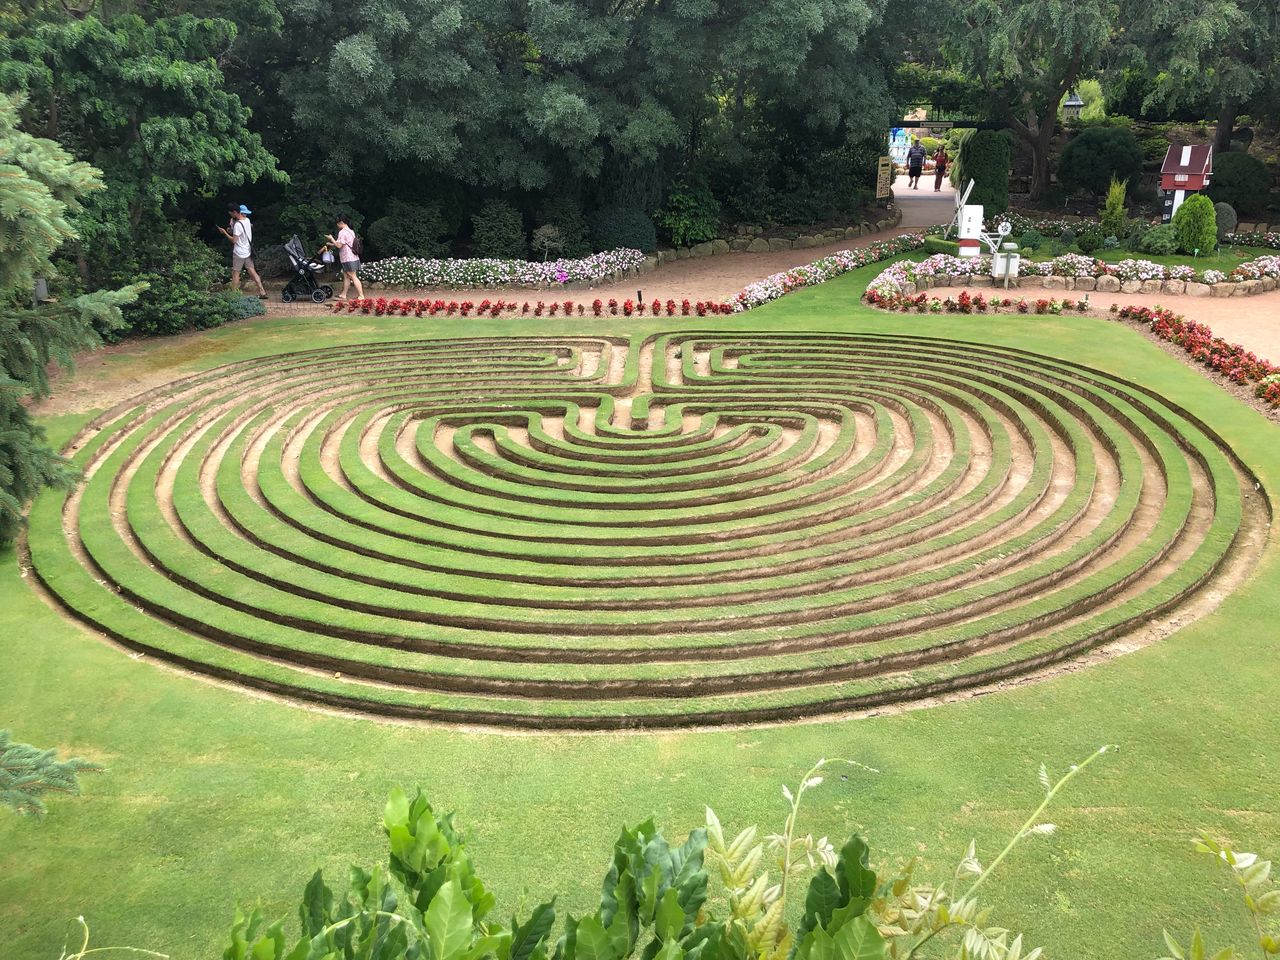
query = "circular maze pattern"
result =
(27, 333, 1265, 729)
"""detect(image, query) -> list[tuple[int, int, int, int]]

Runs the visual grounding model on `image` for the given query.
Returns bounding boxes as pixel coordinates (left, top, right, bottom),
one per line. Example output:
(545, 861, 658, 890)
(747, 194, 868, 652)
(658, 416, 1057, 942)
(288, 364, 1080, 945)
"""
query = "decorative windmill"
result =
(944, 180, 1012, 257)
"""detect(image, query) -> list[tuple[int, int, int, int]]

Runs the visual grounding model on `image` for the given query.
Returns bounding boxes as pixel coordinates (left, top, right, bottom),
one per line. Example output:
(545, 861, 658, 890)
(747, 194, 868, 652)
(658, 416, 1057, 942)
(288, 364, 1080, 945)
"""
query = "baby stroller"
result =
(280, 235, 334, 303)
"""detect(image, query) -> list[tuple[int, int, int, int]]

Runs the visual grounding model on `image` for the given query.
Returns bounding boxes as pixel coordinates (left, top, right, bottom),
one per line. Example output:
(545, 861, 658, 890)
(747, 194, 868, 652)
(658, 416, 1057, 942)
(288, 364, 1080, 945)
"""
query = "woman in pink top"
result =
(325, 215, 365, 300)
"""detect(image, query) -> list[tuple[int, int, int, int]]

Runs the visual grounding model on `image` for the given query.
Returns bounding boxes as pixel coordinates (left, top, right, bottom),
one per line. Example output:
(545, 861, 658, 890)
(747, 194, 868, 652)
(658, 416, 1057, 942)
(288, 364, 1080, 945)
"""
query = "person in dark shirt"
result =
(933, 147, 949, 192)
(906, 138, 927, 189)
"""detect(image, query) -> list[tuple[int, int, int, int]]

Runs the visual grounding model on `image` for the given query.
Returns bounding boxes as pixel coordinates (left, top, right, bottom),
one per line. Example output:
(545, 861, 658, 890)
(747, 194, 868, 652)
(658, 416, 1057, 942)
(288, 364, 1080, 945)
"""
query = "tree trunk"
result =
(1028, 115, 1057, 201)
(1213, 98, 1238, 155)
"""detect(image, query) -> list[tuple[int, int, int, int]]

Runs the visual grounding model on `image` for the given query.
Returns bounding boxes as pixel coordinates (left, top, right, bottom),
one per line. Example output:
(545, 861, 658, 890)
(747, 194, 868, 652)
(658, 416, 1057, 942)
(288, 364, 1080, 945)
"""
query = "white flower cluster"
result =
(1229, 256, 1280, 280)
(734, 234, 927, 310)
(360, 248, 647, 288)
(866, 253, 1280, 293)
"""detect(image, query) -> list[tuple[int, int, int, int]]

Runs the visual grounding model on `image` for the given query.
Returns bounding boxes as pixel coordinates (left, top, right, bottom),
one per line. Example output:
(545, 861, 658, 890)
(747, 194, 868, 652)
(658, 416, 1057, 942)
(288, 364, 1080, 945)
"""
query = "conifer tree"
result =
(0, 729, 102, 818)
(0, 93, 139, 545)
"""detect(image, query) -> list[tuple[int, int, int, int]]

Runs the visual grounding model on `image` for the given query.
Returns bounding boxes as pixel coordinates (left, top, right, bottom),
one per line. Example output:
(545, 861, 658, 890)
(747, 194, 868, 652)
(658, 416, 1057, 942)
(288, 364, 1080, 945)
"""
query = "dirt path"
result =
(930, 285, 1280, 362)
(265, 185, 961, 317)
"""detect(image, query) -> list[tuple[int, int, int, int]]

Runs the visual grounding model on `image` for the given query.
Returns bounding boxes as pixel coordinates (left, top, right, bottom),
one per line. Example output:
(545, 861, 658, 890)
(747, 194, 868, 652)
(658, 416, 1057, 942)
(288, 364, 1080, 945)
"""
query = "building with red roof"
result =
(1159, 144, 1214, 221)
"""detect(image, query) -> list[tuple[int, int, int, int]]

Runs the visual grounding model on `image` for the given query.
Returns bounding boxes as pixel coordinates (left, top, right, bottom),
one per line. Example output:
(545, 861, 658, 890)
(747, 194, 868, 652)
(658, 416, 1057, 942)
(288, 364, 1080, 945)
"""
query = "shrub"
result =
(530, 224, 564, 260)
(222, 752, 1109, 960)
(1139, 223, 1179, 255)
(959, 129, 1010, 214)
(1206, 151, 1273, 216)
(470, 199, 527, 259)
(1214, 201, 1238, 240)
(1077, 226, 1105, 253)
(218, 292, 267, 322)
(367, 200, 450, 258)
(1058, 127, 1144, 196)
(1019, 228, 1045, 250)
(590, 204, 657, 253)
(1172, 194, 1217, 254)
(536, 197, 592, 258)
(1100, 177, 1128, 238)
(1123, 219, 1150, 252)
(1141, 134, 1170, 163)
(923, 236, 961, 255)
(656, 179, 721, 247)
(88, 220, 242, 338)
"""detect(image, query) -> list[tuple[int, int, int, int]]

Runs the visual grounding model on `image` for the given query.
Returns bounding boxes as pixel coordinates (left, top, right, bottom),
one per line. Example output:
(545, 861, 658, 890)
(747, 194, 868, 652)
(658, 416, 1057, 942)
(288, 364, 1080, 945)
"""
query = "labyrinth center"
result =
(27, 332, 1264, 729)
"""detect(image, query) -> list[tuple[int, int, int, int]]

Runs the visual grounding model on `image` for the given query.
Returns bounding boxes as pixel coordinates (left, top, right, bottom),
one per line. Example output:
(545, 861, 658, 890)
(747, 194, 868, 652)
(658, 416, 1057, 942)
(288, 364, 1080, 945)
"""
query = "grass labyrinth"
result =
(26, 330, 1267, 729)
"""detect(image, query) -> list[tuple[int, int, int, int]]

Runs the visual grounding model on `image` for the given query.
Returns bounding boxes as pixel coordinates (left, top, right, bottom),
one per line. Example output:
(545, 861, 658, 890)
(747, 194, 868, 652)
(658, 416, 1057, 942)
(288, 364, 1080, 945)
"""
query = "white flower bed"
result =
(361, 248, 647, 287)
(866, 253, 1280, 296)
(733, 234, 926, 310)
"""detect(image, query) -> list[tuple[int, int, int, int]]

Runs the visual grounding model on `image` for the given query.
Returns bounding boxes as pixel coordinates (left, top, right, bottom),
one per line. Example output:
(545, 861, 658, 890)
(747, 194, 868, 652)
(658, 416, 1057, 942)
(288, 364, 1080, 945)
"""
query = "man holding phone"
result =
(218, 203, 268, 299)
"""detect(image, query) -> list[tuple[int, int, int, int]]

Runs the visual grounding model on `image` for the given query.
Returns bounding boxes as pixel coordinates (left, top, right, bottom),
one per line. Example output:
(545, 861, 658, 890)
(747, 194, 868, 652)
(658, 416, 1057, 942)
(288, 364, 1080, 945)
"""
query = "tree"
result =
(276, 0, 897, 203)
(0, 13, 283, 247)
(1057, 127, 1143, 197)
(0, 729, 101, 818)
(0, 11, 284, 338)
(1135, 0, 1280, 154)
(0, 94, 139, 545)
(940, 0, 1119, 200)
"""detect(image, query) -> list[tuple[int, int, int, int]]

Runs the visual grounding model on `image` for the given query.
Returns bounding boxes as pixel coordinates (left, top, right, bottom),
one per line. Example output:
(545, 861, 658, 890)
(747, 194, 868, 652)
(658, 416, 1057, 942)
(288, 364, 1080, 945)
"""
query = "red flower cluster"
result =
(865, 289, 1093, 316)
(1118, 305, 1280, 405)
(328, 297, 732, 317)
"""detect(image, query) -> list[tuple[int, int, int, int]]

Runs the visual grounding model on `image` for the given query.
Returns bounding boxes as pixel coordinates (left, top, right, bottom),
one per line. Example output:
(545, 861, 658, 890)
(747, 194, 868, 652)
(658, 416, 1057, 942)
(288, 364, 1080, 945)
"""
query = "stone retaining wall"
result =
(642, 207, 905, 273)
(905, 273, 1278, 298)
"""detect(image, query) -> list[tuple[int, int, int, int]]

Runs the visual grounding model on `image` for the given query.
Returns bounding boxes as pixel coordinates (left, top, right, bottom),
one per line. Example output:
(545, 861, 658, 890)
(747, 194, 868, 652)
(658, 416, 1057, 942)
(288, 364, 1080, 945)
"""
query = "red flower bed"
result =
(1117, 305, 1280, 406)
(330, 297, 733, 318)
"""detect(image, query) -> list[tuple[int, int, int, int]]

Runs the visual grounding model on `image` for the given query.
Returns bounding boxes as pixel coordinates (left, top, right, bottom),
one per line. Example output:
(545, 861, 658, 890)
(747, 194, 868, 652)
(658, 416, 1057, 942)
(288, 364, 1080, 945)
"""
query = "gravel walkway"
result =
(264, 185, 960, 316)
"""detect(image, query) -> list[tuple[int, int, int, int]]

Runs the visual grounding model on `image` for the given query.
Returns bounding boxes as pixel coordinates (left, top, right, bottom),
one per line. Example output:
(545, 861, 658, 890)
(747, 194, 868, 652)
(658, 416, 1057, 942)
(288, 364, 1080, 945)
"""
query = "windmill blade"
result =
(958, 178, 975, 208)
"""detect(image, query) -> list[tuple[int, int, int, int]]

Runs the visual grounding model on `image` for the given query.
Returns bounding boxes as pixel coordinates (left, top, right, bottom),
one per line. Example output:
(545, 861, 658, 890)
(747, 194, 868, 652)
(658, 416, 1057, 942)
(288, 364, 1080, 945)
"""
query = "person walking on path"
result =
(906, 138, 927, 190)
(325, 215, 365, 301)
(933, 147, 949, 192)
(218, 204, 268, 298)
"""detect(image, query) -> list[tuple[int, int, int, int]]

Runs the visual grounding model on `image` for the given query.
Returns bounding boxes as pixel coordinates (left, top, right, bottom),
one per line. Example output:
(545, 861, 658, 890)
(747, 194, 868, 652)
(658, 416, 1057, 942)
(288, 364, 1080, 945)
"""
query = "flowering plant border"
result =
(864, 253, 1280, 298)
(360, 248, 646, 288)
(328, 296, 733, 318)
(1118, 305, 1280, 407)
(864, 289, 1090, 316)
(1224, 231, 1280, 250)
(731, 233, 926, 311)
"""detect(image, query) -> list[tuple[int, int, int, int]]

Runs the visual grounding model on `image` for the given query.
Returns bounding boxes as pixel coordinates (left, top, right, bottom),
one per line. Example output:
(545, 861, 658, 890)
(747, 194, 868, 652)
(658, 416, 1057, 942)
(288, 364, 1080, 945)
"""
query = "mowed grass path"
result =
(2, 261, 1278, 959)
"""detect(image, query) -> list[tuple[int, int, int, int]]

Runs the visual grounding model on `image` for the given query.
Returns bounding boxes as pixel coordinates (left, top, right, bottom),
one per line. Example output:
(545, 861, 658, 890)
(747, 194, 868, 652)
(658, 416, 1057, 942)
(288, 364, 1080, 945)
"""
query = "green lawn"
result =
(2, 260, 1279, 959)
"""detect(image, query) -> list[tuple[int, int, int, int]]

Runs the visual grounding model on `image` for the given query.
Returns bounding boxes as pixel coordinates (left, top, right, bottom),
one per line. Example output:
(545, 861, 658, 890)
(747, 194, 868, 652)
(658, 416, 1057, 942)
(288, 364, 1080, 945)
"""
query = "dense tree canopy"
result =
(278, 0, 897, 198)
(939, 0, 1119, 199)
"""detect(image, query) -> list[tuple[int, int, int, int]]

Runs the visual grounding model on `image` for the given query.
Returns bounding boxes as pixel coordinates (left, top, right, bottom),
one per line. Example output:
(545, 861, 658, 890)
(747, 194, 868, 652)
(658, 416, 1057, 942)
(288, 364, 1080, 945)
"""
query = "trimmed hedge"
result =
(960, 130, 1010, 215)
(1206, 151, 1273, 217)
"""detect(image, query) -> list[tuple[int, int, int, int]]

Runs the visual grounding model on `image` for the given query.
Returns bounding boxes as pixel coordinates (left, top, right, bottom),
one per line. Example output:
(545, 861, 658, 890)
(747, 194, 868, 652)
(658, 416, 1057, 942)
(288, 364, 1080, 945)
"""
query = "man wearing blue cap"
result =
(218, 203, 268, 299)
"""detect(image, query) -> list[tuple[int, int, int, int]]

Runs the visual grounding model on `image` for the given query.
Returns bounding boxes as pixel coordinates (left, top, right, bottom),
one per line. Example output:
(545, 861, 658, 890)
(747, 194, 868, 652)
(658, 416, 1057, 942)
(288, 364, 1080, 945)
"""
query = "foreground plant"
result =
(223, 749, 1106, 960)
(706, 748, 1109, 960)
(56, 916, 167, 960)
(0, 730, 102, 818)
(1160, 833, 1280, 960)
